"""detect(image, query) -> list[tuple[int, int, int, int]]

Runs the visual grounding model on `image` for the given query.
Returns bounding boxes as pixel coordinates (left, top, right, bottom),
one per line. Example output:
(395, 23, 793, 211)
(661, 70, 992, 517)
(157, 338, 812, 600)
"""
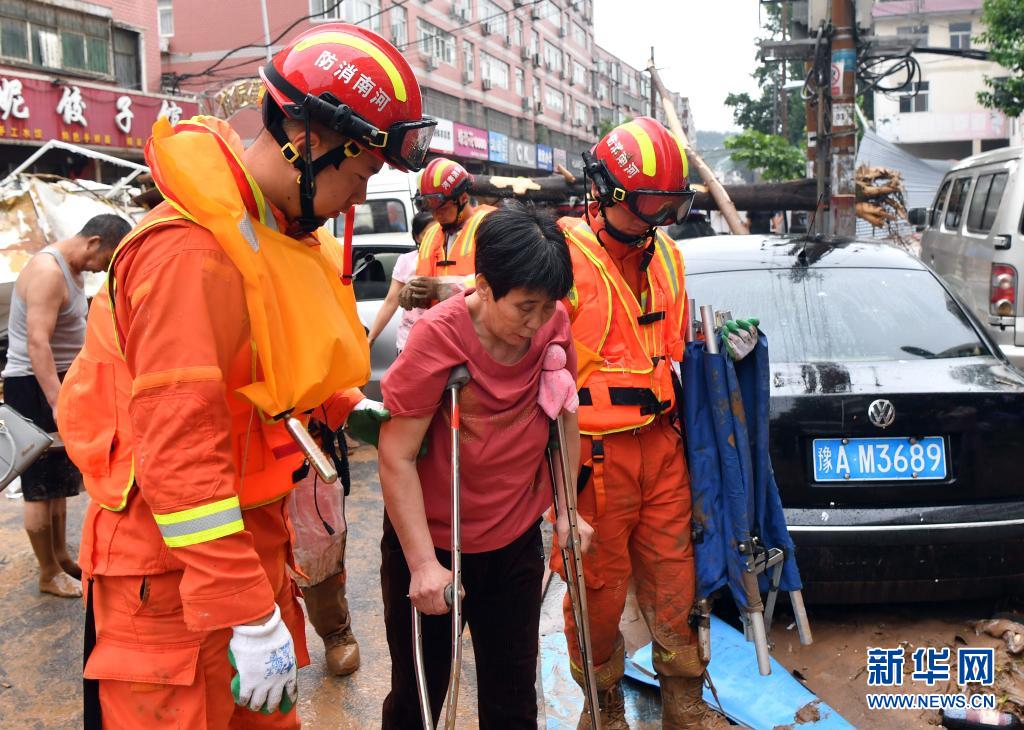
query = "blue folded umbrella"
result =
(682, 333, 801, 612)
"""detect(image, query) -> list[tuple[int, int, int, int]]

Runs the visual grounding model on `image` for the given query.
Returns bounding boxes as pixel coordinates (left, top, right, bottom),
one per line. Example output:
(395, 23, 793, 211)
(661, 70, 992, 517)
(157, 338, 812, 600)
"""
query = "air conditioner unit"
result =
(426, 56, 439, 70)
(535, 102, 543, 113)
(159, 35, 170, 53)
(568, 77, 575, 86)
(513, 0, 524, 5)
(530, 8, 541, 19)
(520, 46, 530, 60)
(558, 27, 566, 38)
(482, 79, 493, 90)
(462, 70, 472, 83)
(481, 22, 492, 35)
(532, 54, 541, 67)
(521, 97, 531, 111)
(504, 35, 511, 48)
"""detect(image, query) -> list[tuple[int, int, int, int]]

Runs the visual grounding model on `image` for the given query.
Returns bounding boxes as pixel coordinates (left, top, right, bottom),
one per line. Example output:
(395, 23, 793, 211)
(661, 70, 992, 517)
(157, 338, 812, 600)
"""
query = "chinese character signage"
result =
(430, 117, 454, 154)
(0, 72, 198, 150)
(509, 137, 536, 169)
(553, 147, 567, 171)
(452, 123, 488, 160)
(536, 144, 553, 171)
(488, 130, 508, 164)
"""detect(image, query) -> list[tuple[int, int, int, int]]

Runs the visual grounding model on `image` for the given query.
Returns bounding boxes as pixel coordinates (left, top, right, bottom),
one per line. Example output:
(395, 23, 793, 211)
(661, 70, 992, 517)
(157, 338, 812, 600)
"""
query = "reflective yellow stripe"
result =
(619, 121, 657, 177)
(293, 33, 408, 102)
(433, 160, 455, 188)
(459, 209, 487, 258)
(654, 234, 680, 299)
(673, 134, 689, 179)
(153, 496, 245, 548)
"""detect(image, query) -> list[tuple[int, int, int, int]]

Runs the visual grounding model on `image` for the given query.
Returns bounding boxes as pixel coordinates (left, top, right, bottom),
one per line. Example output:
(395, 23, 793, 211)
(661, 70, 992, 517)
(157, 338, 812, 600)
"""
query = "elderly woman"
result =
(378, 204, 591, 728)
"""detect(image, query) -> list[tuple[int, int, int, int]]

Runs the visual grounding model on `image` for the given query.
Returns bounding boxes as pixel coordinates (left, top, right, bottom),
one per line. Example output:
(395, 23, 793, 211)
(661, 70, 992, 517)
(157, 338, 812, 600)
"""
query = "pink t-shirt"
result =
(391, 250, 423, 351)
(382, 291, 577, 553)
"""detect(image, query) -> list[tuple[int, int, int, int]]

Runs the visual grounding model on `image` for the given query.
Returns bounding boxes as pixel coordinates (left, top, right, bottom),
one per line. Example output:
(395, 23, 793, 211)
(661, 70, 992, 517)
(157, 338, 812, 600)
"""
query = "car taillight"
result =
(990, 264, 1017, 316)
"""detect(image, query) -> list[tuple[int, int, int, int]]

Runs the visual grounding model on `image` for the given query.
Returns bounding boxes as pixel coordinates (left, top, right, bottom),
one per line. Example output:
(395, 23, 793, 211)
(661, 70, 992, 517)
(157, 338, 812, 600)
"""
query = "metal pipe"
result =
(790, 590, 814, 645)
(444, 365, 470, 729)
(284, 417, 336, 483)
(700, 305, 718, 355)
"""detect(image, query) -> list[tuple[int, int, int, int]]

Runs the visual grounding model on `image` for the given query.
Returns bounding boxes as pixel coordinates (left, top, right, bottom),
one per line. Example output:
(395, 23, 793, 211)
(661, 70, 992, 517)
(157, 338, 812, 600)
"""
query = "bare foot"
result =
(39, 573, 82, 598)
(58, 558, 82, 580)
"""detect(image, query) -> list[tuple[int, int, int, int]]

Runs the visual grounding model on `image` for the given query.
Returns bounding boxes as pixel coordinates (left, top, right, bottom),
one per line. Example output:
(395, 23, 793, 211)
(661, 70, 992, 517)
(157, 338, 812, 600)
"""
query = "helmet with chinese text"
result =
(414, 158, 473, 212)
(583, 116, 694, 227)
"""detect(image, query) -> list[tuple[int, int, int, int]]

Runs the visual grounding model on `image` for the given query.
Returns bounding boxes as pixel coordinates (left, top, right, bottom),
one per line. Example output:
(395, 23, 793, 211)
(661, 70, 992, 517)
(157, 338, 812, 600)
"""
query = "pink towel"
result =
(538, 344, 579, 419)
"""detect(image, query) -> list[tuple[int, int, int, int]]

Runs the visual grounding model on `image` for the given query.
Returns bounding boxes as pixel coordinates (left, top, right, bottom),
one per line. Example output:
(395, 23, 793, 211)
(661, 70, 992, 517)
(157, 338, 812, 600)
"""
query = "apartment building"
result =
(0, 0, 198, 176)
(871, 0, 1013, 159)
(161, 0, 689, 176)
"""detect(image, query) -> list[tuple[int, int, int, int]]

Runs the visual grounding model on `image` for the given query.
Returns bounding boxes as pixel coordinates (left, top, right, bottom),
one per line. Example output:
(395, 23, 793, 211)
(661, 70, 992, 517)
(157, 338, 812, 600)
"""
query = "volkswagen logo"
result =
(868, 399, 896, 429)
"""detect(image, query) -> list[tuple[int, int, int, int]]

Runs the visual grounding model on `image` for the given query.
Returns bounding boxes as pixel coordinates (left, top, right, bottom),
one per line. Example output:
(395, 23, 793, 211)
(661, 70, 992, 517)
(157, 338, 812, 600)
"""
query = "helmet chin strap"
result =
(582, 164, 655, 249)
(440, 197, 467, 235)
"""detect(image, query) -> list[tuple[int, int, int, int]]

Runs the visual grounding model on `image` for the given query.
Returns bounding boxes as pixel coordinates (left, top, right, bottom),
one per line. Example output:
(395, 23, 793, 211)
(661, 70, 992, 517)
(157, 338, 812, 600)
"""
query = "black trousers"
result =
(380, 514, 545, 729)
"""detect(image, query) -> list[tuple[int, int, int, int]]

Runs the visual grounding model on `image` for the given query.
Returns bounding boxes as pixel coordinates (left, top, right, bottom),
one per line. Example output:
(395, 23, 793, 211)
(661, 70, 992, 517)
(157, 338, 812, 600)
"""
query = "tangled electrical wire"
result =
(856, 51, 922, 95)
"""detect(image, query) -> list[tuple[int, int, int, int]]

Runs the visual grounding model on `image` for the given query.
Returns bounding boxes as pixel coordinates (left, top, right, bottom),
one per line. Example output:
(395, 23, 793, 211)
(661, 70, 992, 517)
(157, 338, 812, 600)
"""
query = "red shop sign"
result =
(0, 71, 199, 150)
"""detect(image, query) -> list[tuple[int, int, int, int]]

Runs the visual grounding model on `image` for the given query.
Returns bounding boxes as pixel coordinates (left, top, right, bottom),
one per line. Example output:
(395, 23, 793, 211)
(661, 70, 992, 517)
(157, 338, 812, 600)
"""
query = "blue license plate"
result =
(812, 437, 947, 482)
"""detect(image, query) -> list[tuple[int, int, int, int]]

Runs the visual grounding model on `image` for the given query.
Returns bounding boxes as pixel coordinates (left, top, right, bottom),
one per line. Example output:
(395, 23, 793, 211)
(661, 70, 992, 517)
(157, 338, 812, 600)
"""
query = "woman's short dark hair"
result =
(474, 203, 573, 301)
(411, 211, 433, 241)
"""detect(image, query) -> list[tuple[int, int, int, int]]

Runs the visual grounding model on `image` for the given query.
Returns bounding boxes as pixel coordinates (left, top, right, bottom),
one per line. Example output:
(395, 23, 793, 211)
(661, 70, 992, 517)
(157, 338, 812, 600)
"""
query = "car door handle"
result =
(995, 234, 1012, 250)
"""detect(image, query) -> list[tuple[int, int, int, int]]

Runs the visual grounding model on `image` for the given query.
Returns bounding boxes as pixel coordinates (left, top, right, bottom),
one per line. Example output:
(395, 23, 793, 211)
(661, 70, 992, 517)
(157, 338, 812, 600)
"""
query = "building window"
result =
(312, 0, 381, 32)
(545, 86, 564, 113)
(530, 30, 539, 56)
(572, 61, 587, 89)
(513, 17, 523, 47)
(574, 99, 587, 124)
(572, 21, 586, 47)
(515, 67, 525, 96)
(543, 40, 561, 72)
(390, 6, 407, 47)
(453, 0, 471, 22)
(157, 0, 173, 37)
(533, 82, 542, 111)
(462, 40, 474, 82)
(896, 24, 927, 42)
(898, 80, 929, 113)
(479, 0, 507, 37)
(417, 18, 455, 65)
(480, 51, 509, 89)
(113, 27, 140, 89)
(949, 21, 971, 50)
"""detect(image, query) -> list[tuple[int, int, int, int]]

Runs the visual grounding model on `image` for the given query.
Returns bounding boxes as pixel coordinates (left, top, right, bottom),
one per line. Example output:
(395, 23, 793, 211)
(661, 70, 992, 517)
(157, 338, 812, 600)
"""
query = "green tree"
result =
(724, 4, 806, 146)
(724, 129, 805, 182)
(976, 0, 1024, 118)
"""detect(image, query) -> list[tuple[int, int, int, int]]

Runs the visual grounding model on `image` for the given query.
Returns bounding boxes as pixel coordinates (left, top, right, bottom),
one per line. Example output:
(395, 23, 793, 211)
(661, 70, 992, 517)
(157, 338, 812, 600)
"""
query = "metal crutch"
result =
(413, 365, 471, 730)
(547, 414, 602, 730)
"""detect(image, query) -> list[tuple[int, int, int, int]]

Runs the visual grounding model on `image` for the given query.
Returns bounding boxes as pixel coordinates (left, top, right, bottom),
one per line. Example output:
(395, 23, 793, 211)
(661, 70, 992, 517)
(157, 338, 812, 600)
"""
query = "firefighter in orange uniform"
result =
(397, 157, 494, 310)
(556, 117, 750, 728)
(56, 24, 435, 728)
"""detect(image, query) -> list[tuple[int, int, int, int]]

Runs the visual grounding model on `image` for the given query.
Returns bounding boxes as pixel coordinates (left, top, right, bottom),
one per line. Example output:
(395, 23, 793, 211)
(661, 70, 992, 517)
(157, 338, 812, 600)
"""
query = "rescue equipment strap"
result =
(591, 437, 606, 518)
(637, 311, 666, 325)
(152, 496, 245, 548)
(577, 387, 672, 416)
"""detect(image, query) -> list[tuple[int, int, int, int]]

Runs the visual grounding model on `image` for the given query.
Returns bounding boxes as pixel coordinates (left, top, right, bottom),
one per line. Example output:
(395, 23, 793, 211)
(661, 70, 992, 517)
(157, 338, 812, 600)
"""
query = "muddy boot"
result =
(574, 637, 630, 730)
(301, 572, 361, 676)
(660, 675, 732, 729)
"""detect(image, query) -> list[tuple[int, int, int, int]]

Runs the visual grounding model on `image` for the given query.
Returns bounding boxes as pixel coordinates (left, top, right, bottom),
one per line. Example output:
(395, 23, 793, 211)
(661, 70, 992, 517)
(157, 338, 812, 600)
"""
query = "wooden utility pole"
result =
(780, 2, 790, 137)
(645, 60, 748, 234)
(649, 47, 658, 118)
(830, 0, 857, 236)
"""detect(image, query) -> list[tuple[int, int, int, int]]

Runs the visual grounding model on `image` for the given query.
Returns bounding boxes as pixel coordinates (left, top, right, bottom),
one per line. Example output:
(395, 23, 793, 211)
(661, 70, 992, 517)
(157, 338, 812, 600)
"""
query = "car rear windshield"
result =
(340, 199, 408, 236)
(685, 268, 990, 363)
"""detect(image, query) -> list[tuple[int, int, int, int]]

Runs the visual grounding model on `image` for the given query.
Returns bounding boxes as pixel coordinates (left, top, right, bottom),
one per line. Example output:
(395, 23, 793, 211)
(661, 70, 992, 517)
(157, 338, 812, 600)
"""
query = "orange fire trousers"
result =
(84, 509, 309, 729)
(556, 417, 704, 682)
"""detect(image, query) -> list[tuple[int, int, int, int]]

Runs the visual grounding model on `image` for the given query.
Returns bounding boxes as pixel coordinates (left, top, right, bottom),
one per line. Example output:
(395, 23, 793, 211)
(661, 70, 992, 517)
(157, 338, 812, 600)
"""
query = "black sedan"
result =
(680, 235, 1024, 603)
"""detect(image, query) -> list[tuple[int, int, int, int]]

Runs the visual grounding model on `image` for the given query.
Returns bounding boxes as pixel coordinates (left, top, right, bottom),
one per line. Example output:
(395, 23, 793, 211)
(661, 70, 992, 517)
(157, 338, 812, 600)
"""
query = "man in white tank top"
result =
(2, 214, 130, 598)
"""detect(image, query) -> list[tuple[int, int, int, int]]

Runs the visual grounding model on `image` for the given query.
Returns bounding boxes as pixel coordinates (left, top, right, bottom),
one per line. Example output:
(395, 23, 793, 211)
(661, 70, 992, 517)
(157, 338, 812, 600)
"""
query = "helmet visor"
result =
(378, 119, 436, 172)
(626, 189, 696, 226)
(413, 192, 449, 213)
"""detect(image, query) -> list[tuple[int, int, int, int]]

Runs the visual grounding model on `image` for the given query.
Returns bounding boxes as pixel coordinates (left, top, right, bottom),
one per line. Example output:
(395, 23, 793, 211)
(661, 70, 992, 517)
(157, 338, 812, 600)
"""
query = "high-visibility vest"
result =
(559, 217, 687, 436)
(415, 205, 495, 278)
(58, 116, 366, 512)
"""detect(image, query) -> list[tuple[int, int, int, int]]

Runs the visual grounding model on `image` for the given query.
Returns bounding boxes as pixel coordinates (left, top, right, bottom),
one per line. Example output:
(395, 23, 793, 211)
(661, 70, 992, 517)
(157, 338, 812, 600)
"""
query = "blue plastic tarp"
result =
(682, 333, 801, 611)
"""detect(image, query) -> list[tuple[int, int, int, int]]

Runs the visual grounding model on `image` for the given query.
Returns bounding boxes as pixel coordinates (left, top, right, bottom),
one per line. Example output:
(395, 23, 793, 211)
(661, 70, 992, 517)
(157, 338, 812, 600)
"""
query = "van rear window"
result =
(967, 172, 1008, 233)
(930, 179, 951, 228)
(344, 199, 409, 236)
(944, 177, 971, 230)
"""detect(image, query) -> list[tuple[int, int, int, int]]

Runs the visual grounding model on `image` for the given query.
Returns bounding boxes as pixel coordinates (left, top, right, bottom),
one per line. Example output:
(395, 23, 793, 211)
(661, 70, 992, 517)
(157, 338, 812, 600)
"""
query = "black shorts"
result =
(2, 373, 81, 502)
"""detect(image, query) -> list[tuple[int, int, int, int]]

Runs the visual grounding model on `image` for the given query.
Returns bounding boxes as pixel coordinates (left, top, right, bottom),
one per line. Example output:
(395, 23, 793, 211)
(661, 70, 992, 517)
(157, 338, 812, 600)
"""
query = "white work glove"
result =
(723, 319, 759, 361)
(229, 605, 297, 713)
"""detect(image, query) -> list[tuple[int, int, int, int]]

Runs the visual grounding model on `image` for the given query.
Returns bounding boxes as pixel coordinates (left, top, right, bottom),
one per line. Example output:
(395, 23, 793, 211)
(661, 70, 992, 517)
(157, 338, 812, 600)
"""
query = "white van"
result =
(329, 166, 421, 397)
(912, 147, 1024, 368)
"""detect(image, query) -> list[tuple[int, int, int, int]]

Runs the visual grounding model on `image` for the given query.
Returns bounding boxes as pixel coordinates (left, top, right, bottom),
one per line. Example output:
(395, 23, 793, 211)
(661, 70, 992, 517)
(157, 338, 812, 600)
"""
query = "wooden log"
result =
(692, 179, 820, 212)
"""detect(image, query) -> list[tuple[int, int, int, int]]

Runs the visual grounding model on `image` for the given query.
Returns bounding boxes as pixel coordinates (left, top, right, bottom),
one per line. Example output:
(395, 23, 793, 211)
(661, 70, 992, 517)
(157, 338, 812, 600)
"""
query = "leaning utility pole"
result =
(646, 60, 749, 234)
(829, 0, 857, 236)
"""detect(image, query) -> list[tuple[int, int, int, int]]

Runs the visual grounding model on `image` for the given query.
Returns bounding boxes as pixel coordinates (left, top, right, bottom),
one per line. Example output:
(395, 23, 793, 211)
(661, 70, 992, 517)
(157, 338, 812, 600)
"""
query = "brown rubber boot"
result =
(660, 675, 732, 729)
(301, 571, 361, 676)
(573, 636, 630, 730)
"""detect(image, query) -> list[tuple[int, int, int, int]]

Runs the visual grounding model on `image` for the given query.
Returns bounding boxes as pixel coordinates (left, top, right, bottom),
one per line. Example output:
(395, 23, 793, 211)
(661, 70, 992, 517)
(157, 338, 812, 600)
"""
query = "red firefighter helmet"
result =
(259, 23, 435, 172)
(414, 158, 473, 212)
(583, 116, 694, 226)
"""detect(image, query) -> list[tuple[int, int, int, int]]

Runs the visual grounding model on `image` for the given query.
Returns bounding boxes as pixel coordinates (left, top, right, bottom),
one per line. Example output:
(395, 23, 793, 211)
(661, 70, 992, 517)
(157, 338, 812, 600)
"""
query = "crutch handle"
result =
(446, 365, 471, 390)
(443, 584, 454, 607)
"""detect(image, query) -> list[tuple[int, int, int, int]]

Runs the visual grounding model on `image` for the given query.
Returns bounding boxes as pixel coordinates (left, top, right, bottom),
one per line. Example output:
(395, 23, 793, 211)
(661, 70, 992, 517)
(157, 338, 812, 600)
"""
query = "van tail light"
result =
(990, 263, 1017, 316)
